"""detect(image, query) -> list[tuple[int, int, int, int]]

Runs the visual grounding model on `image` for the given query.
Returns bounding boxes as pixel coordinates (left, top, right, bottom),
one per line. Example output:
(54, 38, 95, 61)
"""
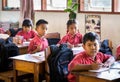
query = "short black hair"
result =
(83, 32, 100, 45)
(66, 19, 77, 29)
(36, 19, 48, 27)
(22, 18, 33, 27)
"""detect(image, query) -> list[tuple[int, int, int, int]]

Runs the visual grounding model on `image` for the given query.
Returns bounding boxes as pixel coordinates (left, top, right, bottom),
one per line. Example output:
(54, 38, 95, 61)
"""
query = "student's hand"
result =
(56, 44, 60, 47)
(36, 45, 42, 51)
(30, 45, 42, 54)
(74, 44, 82, 47)
(103, 61, 111, 68)
(28, 38, 32, 41)
(103, 56, 115, 68)
(67, 42, 74, 48)
(91, 62, 103, 70)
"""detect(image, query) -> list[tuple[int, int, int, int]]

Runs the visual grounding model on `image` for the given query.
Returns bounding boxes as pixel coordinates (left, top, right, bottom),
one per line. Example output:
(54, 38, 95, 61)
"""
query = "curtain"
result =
(19, 0, 34, 27)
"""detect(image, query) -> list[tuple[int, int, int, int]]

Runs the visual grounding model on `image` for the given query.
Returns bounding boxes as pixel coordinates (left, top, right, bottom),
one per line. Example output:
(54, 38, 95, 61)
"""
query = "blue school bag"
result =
(0, 37, 19, 72)
(99, 39, 112, 55)
(47, 44, 74, 82)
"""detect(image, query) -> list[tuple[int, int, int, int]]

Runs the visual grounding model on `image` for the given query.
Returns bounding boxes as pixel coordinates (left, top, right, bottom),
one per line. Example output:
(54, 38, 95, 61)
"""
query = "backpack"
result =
(0, 37, 19, 72)
(99, 39, 113, 55)
(47, 44, 74, 82)
(47, 38, 60, 45)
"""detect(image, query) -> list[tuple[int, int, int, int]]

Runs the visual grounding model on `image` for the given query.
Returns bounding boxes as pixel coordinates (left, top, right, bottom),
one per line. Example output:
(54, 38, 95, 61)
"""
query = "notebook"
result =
(110, 62, 120, 69)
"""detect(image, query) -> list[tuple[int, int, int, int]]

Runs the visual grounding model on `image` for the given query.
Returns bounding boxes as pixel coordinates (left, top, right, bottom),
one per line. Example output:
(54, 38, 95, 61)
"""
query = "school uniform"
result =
(16, 30, 36, 40)
(58, 33, 82, 45)
(28, 35, 48, 54)
(67, 51, 111, 82)
(116, 44, 120, 58)
(0, 28, 4, 33)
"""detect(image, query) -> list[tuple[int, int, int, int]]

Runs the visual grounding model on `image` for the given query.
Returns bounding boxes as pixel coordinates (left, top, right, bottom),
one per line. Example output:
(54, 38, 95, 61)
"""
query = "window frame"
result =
(2, 0, 20, 11)
(78, 0, 120, 14)
(2, 0, 120, 14)
(2, 0, 67, 12)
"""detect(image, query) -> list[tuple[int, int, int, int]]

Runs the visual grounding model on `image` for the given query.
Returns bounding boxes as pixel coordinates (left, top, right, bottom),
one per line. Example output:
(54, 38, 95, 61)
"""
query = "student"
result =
(6, 28, 22, 37)
(67, 32, 115, 82)
(116, 44, 120, 60)
(28, 19, 48, 54)
(16, 18, 36, 41)
(58, 19, 83, 47)
(0, 27, 4, 33)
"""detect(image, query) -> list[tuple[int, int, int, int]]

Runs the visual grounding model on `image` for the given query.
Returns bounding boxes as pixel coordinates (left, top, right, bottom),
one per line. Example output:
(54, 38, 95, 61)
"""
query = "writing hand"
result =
(91, 62, 103, 70)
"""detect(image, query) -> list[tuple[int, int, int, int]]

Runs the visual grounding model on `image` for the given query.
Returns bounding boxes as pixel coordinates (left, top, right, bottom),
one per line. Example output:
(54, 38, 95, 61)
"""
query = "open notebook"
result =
(89, 68, 109, 72)
(110, 62, 120, 69)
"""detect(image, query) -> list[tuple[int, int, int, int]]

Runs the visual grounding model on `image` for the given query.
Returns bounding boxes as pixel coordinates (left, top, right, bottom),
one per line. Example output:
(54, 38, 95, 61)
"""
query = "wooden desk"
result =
(10, 52, 45, 82)
(17, 44, 28, 54)
(72, 61, 120, 82)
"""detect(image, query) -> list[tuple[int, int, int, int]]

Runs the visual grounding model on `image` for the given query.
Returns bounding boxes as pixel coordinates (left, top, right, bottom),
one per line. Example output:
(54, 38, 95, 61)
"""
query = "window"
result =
(46, 0, 67, 10)
(2, 0, 20, 10)
(90, 0, 111, 8)
(33, 0, 41, 10)
(2, 0, 67, 11)
(2, 0, 41, 10)
(79, 0, 120, 14)
(80, 0, 112, 12)
(114, 0, 120, 12)
(7, 0, 20, 8)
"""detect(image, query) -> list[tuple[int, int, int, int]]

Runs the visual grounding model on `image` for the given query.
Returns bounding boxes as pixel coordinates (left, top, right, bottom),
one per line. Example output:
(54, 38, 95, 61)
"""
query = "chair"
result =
(0, 70, 33, 82)
(45, 47, 51, 82)
(44, 32, 60, 82)
(45, 32, 60, 45)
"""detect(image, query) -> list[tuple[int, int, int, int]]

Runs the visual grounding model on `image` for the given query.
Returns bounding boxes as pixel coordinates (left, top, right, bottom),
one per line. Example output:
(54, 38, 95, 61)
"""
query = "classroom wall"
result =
(0, 0, 120, 55)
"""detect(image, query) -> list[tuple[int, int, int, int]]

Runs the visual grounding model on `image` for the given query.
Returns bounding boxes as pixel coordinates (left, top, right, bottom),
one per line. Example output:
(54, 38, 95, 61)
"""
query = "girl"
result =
(58, 19, 83, 48)
(16, 18, 36, 41)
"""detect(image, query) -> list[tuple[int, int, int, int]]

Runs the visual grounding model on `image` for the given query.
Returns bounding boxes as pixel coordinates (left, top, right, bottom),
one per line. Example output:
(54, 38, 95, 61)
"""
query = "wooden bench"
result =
(0, 70, 33, 82)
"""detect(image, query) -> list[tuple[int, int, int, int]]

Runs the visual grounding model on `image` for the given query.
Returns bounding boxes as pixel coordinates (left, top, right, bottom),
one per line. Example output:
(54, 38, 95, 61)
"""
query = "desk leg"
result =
(76, 75, 79, 82)
(13, 60, 18, 82)
(34, 63, 40, 82)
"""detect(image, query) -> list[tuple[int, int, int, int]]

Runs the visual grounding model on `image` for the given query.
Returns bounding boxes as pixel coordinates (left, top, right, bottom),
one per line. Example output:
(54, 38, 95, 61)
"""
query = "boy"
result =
(28, 19, 48, 54)
(68, 32, 115, 82)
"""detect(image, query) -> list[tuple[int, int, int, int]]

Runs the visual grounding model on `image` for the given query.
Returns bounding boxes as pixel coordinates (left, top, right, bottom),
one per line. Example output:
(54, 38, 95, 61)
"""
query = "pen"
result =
(107, 65, 110, 73)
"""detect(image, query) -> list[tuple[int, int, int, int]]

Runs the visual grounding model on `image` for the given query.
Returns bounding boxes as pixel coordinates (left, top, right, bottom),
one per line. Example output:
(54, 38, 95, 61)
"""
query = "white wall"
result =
(0, 0, 120, 55)
(35, 12, 68, 36)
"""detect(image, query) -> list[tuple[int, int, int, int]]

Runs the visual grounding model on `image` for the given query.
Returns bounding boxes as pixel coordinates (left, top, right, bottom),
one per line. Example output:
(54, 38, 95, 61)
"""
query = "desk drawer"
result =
(14, 60, 45, 74)
(14, 60, 34, 73)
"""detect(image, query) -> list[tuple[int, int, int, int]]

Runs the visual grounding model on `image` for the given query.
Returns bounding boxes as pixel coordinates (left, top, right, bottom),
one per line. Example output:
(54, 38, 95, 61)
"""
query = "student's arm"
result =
(71, 56, 115, 71)
(71, 64, 92, 71)
(28, 40, 41, 54)
(103, 56, 115, 67)
(70, 62, 102, 71)
(30, 45, 42, 54)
